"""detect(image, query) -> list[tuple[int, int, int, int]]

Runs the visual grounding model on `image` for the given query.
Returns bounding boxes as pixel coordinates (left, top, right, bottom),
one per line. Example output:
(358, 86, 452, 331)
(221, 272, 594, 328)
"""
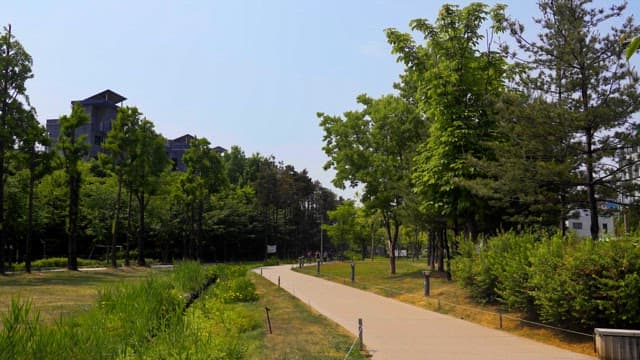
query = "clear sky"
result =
(3, 1, 639, 199)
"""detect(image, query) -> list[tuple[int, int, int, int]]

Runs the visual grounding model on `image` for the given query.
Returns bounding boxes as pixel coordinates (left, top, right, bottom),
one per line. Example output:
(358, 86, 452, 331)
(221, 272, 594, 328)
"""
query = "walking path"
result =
(256, 264, 595, 360)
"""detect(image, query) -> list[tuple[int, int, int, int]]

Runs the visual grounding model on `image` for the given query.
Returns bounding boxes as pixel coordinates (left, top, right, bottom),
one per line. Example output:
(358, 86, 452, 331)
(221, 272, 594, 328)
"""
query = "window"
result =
(572, 222, 583, 230)
(602, 223, 608, 234)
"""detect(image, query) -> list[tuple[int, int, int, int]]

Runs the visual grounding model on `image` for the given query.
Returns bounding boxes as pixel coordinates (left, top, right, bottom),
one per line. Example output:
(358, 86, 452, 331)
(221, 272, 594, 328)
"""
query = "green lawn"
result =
(297, 257, 594, 356)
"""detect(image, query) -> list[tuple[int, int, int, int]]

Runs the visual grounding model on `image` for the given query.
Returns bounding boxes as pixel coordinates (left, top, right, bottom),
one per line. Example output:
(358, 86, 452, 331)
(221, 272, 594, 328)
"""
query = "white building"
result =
(567, 209, 614, 238)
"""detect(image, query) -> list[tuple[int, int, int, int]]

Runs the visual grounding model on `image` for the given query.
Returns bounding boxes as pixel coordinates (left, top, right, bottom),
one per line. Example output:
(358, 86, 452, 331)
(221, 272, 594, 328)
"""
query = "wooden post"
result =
(358, 318, 363, 351)
(265, 307, 272, 334)
(278, 276, 280, 287)
(350, 262, 355, 283)
(316, 260, 320, 274)
(423, 271, 430, 297)
(499, 311, 503, 329)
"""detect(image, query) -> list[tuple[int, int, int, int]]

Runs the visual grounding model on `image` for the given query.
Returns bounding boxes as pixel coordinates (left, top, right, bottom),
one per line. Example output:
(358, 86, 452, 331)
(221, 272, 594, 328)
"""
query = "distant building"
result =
(46, 89, 226, 170)
(47, 89, 126, 158)
(567, 208, 615, 238)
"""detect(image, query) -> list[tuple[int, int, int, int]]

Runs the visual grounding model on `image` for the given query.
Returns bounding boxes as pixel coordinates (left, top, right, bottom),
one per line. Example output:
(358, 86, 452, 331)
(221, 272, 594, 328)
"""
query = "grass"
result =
(248, 272, 368, 360)
(0, 263, 369, 359)
(0, 267, 161, 324)
(297, 257, 595, 356)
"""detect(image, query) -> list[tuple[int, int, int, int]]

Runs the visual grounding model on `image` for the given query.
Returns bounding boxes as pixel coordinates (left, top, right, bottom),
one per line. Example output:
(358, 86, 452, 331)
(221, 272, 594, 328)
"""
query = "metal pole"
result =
(320, 218, 324, 263)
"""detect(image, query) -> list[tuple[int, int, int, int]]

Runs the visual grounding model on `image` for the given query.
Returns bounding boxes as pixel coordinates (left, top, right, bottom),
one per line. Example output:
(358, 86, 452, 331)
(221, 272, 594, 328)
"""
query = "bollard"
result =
(423, 271, 431, 297)
(350, 262, 355, 283)
(358, 318, 363, 351)
(265, 307, 272, 334)
(316, 260, 320, 274)
(278, 276, 280, 287)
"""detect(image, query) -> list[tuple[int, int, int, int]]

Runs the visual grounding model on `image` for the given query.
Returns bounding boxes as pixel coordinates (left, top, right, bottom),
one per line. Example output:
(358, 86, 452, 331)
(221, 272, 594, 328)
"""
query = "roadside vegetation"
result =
(0, 262, 367, 359)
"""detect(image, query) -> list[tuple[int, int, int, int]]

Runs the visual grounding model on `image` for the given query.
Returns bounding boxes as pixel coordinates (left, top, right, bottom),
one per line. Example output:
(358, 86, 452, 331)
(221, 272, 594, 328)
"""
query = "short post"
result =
(423, 271, 431, 297)
(498, 310, 503, 329)
(278, 276, 280, 288)
(358, 318, 363, 351)
(316, 260, 320, 274)
(350, 261, 355, 283)
(260, 267, 263, 275)
(265, 307, 272, 334)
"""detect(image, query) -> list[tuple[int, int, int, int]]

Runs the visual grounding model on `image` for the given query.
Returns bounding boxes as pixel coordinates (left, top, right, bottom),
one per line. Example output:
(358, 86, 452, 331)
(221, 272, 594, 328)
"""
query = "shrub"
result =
(173, 260, 209, 293)
(263, 256, 280, 266)
(213, 277, 259, 304)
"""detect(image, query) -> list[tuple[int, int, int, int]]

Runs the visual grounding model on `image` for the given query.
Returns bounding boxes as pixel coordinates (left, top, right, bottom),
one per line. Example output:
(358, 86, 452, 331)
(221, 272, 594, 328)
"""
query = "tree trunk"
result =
(25, 158, 35, 273)
(137, 192, 146, 266)
(585, 129, 599, 240)
(0, 148, 5, 275)
(125, 190, 132, 266)
(110, 176, 122, 268)
(67, 171, 79, 271)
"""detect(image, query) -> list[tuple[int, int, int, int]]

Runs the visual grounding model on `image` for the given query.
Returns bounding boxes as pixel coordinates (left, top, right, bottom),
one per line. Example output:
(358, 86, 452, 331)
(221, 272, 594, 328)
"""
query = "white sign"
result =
(266, 245, 277, 254)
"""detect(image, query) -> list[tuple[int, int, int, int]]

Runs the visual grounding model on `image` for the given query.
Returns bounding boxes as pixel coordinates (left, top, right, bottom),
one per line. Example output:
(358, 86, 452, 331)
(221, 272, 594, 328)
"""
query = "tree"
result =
(182, 136, 227, 260)
(15, 108, 53, 272)
(127, 119, 169, 266)
(101, 106, 141, 267)
(386, 3, 508, 240)
(0, 24, 32, 274)
(508, 0, 640, 239)
(319, 94, 424, 274)
(57, 103, 89, 270)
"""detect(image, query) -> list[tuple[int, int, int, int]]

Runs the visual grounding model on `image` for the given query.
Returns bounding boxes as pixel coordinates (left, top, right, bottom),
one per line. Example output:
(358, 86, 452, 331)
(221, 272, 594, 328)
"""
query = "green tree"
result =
(508, 0, 640, 239)
(182, 136, 227, 260)
(15, 108, 53, 272)
(127, 119, 169, 266)
(386, 3, 508, 240)
(57, 103, 89, 270)
(0, 24, 33, 274)
(101, 106, 141, 267)
(319, 94, 423, 274)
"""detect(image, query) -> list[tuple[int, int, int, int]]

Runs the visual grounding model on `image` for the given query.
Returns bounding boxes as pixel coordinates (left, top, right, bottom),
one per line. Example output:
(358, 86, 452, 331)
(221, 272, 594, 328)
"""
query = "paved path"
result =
(256, 265, 595, 360)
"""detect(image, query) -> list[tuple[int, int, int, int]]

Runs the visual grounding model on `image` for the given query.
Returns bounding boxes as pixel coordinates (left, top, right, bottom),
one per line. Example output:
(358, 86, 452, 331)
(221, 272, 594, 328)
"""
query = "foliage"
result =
(453, 231, 640, 330)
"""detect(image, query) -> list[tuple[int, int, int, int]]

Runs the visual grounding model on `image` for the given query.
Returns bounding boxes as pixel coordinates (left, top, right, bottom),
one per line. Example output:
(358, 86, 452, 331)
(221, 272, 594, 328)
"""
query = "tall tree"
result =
(508, 0, 640, 239)
(101, 106, 141, 267)
(57, 103, 89, 270)
(386, 3, 508, 240)
(127, 119, 169, 266)
(319, 94, 424, 274)
(15, 108, 53, 273)
(0, 24, 32, 274)
(182, 136, 227, 260)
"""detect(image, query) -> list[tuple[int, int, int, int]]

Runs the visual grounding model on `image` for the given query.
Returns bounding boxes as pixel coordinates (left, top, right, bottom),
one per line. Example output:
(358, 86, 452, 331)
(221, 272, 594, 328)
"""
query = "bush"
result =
(213, 277, 259, 304)
(173, 260, 210, 293)
(263, 256, 280, 266)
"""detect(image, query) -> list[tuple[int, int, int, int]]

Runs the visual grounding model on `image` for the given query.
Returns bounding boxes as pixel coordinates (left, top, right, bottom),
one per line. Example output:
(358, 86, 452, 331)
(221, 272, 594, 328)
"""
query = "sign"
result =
(266, 244, 277, 254)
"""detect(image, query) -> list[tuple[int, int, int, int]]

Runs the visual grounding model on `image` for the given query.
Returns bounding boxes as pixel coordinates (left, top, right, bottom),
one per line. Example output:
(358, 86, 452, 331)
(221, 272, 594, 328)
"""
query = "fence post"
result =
(423, 271, 431, 297)
(358, 318, 363, 351)
(278, 276, 280, 288)
(350, 261, 355, 283)
(265, 307, 272, 334)
(316, 260, 320, 274)
(499, 310, 503, 329)
(260, 267, 263, 275)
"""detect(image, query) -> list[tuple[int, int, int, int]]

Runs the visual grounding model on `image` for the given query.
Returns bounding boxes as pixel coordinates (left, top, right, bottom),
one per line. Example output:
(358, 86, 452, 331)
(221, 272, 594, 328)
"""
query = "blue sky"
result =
(4, 1, 639, 199)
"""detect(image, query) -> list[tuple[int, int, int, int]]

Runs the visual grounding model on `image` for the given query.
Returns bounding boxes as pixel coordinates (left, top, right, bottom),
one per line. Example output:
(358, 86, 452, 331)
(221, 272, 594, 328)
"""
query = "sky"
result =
(3, 1, 639, 199)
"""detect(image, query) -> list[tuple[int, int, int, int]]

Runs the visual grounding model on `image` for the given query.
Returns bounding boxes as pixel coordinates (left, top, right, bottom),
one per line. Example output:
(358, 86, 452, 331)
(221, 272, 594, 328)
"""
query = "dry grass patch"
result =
(249, 272, 368, 360)
(0, 267, 160, 323)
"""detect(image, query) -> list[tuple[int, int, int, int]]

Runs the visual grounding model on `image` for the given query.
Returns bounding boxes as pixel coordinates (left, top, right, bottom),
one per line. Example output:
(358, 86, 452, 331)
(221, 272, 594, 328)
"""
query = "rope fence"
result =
(303, 269, 595, 342)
